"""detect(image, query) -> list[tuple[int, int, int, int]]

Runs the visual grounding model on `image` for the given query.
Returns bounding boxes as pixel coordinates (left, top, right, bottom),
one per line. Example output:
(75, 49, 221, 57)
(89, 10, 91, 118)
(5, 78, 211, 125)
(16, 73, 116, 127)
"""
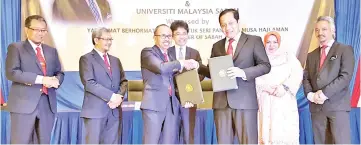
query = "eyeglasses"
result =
(27, 27, 48, 33)
(174, 33, 188, 37)
(97, 37, 114, 41)
(154, 34, 172, 39)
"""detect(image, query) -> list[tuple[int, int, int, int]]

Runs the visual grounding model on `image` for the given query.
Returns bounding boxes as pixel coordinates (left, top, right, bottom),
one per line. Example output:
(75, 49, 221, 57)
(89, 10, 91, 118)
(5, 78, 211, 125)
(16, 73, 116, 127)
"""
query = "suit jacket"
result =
(199, 32, 271, 109)
(168, 46, 205, 98)
(140, 45, 182, 111)
(303, 41, 355, 112)
(5, 40, 64, 114)
(52, 0, 112, 24)
(79, 49, 128, 118)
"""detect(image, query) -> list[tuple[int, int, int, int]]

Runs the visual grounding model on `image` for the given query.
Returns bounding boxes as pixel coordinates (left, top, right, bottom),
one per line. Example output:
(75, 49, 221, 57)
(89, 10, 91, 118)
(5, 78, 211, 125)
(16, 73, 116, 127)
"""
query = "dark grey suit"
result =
(199, 33, 271, 144)
(168, 46, 204, 144)
(303, 41, 354, 144)
(140, 45, 182, 144)
(5, 40, 64, 144)
(79, 49, 128, 144)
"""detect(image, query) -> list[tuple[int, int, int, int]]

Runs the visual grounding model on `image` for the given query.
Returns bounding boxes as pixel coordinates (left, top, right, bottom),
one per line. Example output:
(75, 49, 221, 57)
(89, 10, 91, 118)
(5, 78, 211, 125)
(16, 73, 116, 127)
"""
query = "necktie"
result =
(319, 45, 328, 69)
(163, 53, 172, 96)
(103, 54, 112, 75)
(227, 38, 235, 57)
(88, 0, 103, 24)
(179, 47, 185, 60)
(36, 47, 48, 95)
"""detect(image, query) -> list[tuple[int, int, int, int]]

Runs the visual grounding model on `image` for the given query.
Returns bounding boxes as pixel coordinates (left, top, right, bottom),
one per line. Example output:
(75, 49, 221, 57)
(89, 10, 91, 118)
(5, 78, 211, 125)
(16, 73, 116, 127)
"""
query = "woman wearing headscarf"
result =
(256, 31, 303, 145)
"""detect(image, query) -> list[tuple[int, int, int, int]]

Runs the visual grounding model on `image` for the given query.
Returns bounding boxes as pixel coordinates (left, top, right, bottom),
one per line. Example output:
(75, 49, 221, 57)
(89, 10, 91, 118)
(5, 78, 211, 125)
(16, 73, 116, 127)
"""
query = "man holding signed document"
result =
(168, 20, 205, 144)
(199, 9, 271, 144)
(140, 24, 199, 144)
(140, 8, 271, 144)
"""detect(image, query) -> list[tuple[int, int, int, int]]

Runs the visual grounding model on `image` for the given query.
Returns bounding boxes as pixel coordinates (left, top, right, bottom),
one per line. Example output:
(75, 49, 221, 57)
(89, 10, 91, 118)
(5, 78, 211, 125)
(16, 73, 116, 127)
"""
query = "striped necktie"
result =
(88, 0, 103, 24)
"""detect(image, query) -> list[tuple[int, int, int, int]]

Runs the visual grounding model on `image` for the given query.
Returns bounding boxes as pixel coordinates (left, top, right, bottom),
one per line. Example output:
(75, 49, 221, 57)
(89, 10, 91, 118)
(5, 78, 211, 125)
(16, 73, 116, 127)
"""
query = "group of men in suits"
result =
(5, 9, 354, 144)
(139, 9, 355, 144)
(139, 9, 272, 144)
(5, 15, 127, 144)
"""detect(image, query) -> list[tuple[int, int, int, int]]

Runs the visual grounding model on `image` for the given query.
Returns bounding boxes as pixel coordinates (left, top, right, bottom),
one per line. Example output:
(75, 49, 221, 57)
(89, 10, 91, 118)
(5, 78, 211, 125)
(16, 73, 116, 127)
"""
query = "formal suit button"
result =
(112, 85, 114, 88)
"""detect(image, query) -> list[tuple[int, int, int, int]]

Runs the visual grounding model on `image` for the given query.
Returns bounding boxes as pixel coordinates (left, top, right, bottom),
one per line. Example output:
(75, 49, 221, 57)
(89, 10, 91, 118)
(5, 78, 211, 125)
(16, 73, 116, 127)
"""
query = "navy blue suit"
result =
(5, 40, 64, 144)
(140, 45, 182, 144)
(79, 49, 127, 144)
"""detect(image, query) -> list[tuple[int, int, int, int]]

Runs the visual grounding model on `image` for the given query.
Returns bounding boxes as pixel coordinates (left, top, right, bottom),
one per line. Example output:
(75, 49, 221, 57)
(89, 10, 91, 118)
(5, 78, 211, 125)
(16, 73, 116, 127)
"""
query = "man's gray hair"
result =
(316, 16, 336, 38)
(92, 27, 111, 45)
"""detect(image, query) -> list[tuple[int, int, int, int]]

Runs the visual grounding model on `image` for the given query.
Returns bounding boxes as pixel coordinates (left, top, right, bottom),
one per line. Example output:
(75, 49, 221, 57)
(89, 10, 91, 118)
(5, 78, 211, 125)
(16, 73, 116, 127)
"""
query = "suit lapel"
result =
(233, 33, 248, 60)
(218, 38, 227, 56)
(109, 55, 118, 80)
(185, 47, 192, 59)
(153, 45, 166, 62)
(319, 42, 338, 73)
(91, 49, 112, 79)
(97, 0, 110, 20)
(42, 45, 52, 75)
(23, 40, 43, 73)
(168, 46, 176, 61)
(314, 47, 321, 74)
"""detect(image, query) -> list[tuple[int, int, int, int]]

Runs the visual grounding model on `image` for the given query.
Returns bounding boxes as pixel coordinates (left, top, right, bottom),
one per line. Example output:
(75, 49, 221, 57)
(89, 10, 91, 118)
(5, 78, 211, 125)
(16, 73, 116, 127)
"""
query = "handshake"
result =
(42, 76, 60, 88)
(107, 94, 123, 109)
(181, 59, 199, 71)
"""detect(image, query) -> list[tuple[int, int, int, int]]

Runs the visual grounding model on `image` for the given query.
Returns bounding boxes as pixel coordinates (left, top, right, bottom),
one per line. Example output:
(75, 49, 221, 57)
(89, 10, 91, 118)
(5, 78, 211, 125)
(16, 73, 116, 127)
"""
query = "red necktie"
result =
(163, 53, 172, 96)
(103, 54, 112, 75)
(36, 47, 48, 95)
(319, 45, 328, 69)
(227, 38, 235, 57)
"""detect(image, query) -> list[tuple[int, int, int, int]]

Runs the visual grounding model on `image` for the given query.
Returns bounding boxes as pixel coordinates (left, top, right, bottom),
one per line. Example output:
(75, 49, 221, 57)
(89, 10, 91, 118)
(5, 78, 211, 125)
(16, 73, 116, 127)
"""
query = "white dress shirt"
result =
(320, 39, 335, 56)
(94, 48, 110, 63)
(175, 44, 187, 60)
(225, 32, 242, 55)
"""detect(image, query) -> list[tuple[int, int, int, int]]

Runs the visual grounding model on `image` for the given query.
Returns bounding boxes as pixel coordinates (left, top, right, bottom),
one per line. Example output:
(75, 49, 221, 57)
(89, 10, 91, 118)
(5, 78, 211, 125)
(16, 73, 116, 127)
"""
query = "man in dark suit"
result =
(52, 0, 112, 25)
(79, 27, 128, 144)
(303, 16, 355, 144)
(168, 20, 205, 144)
(140, 24, 198, 144)
(198, 9, 271, 144)
(5, 15, 64, 144)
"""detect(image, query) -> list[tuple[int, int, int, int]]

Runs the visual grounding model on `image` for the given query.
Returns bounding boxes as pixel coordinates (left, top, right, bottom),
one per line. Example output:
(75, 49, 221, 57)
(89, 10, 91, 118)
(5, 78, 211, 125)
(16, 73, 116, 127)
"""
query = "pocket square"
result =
(330, 55, 338, 60)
